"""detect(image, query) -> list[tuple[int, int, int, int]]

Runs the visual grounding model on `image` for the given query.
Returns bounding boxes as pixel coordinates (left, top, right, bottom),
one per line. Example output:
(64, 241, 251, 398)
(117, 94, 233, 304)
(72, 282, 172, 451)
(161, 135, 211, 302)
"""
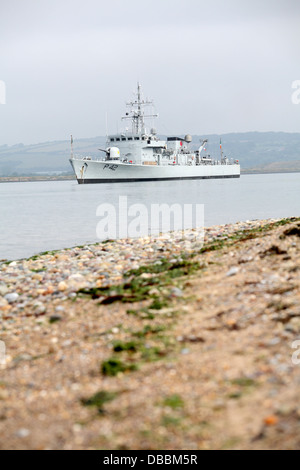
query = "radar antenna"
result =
(122, 83, 158, 134)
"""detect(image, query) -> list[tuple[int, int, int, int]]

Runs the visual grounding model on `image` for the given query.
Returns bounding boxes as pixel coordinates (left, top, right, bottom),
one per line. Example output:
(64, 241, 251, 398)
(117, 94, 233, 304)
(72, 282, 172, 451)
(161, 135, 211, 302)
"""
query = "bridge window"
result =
(134, 137, 140, 141)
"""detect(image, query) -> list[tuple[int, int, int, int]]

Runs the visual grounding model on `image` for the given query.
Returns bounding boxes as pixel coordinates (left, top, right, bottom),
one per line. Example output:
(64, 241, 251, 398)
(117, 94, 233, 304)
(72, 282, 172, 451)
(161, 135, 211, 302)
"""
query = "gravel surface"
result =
(0, 217, 300, 449)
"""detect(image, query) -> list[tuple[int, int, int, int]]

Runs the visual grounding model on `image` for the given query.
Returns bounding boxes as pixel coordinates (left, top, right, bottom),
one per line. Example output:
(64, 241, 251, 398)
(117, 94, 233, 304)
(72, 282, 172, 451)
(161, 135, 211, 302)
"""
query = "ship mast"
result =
(220, 138, 223, 163)
(122, 83, 158, 134)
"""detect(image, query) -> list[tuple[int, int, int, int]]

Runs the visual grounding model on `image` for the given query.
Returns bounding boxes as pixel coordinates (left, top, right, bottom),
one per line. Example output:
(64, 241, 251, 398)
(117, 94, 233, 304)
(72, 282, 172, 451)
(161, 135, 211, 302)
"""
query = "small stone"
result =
(15, 428, 30, 438)
(170, 287, 183, 298)
(0, 285, 8, 296)
(58, 281, 68, 292)
(55, 306, 65, 312)
(44, 286, 54, 295)
(4, 293, 19, 304)
(226, 267, 240, 277)
(0, 297, 9, 308)
(49, 315, 62, 323)
(68, 273, 84, 281)
(73, 424, 82, 433)
(0, 390, 9, 400)
(36, 288, 46, 295)
(264, 415, 279, 426)
(187, 335, 205, 343)
(140, 273, 153, 279)
(213, 399, 226, 410)
(148, 288, 160, 296)
(277, 405, 293, 416)
(284, 323, 296, 333)
(32, 273, 43, 281)
(13, 354, 32, 363)
(181, 348, 190, 355)
(268, 337, 281, 346)
(33, 301, 46, 315)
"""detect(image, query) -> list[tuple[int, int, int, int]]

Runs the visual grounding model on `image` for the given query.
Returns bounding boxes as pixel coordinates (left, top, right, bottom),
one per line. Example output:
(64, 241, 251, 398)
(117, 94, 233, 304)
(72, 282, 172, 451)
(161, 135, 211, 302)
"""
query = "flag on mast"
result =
(220, 138, 222, 149)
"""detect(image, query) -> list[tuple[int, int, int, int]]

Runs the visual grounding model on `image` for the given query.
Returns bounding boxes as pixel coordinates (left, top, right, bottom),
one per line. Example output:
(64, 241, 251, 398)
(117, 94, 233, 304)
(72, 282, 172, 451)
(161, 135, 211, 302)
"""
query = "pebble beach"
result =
(0, 217, 300, 449)
(0, 219, 279, 318)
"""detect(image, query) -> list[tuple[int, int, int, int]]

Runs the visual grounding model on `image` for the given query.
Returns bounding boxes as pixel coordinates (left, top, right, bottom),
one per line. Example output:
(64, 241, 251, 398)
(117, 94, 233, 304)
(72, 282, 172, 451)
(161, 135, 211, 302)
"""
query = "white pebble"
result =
(16, 428, 30, 438)
(226, 267, 240, 277)
(4, 293, 19, 304)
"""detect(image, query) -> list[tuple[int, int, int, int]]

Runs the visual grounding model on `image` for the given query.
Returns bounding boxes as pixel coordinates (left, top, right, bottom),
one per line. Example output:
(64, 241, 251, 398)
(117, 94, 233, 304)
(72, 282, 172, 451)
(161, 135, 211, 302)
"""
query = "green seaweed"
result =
(161, 415, 182, 427)
(230, 377, 257, 387)
(78, 258, 200, 305)
(148, 298, 170, 310)
(200, 217, 300, 254)
(132, 324, 167, 338)
(81, 390, 117, 414)
(163, 394, 184, 409)
(140, 345, 165, 362)
(113, 340, 139, 353)
(101, 357, 138, 376)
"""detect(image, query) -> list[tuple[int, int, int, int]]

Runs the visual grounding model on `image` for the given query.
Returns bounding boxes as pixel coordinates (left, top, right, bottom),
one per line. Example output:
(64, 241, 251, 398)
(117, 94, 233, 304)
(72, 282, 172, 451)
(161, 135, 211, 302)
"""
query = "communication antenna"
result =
(105, 112, 108, 139)
(220, 138, 223, 162)
(70, 135, 74, 159)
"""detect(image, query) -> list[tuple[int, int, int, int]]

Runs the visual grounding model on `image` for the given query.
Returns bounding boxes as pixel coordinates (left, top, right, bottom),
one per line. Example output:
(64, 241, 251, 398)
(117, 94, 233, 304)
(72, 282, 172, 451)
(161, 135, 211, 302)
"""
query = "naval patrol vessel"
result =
(69, 84, 240, 183)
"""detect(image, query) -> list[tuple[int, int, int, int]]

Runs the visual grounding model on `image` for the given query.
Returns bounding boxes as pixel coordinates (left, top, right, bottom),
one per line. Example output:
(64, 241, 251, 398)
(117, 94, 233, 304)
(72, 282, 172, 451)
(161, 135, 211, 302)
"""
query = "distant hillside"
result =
(0, 137, 106, 176)
(200, 132, 300, 169)
(242, 160, 300, 174)
(0, 132, 299, 176)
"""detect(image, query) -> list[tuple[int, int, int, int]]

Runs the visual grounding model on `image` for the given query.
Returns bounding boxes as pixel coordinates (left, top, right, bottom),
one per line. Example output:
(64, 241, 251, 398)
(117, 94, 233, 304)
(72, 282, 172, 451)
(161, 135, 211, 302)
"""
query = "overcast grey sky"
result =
(0, 0, 299, 145)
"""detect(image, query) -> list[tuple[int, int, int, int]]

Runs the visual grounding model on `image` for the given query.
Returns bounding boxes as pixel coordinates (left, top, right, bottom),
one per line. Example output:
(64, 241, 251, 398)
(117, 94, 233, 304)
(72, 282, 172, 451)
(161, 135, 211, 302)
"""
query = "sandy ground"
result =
(0, 218, 300, 450)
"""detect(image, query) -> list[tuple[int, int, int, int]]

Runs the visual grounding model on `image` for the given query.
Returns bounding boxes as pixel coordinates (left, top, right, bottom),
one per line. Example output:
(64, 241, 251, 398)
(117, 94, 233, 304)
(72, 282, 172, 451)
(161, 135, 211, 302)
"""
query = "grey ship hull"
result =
(70, 158, 240, 184)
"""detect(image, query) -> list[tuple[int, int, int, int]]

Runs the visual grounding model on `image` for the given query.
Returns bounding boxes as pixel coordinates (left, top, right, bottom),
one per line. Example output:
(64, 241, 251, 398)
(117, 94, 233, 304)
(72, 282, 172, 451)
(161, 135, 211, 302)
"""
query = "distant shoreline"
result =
(0, 170, 300, 183)
(0, 175, 75, 183)
(241, 169, 300, 175)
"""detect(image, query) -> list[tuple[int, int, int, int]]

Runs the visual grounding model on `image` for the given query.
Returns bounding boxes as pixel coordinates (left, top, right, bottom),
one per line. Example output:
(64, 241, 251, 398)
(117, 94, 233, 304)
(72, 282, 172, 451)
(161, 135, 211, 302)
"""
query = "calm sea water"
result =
(0, 173, 299, 261)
